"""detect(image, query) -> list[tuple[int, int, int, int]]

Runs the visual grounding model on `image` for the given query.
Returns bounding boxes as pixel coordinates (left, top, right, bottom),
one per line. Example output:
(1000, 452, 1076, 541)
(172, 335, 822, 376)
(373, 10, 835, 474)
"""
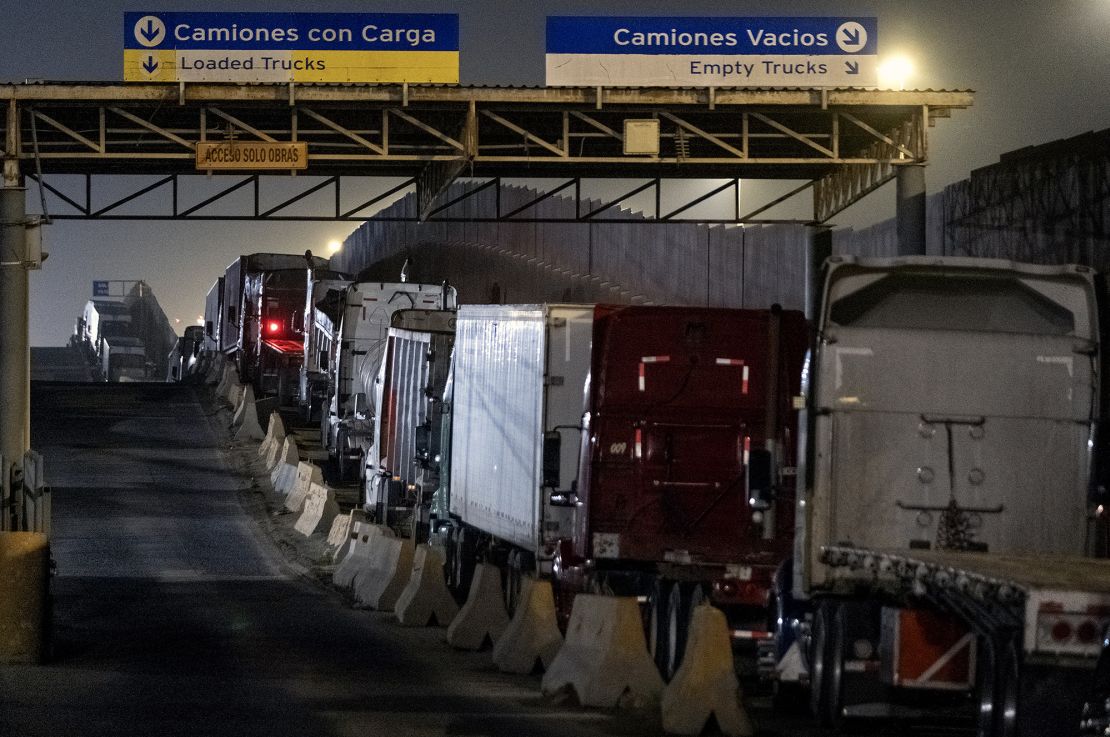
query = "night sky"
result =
(2, 0, 1108, 345)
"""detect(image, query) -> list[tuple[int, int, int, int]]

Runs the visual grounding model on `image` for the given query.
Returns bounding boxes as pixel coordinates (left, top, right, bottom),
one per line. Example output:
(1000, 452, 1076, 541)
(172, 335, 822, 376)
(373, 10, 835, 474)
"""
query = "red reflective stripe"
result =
(641, 355, 671, 363)
(715, 357, 744, 366)
(743, 435, 751, 465)
(742, 365, 750, 395)
(634, 429, 643, 459)
(638, 363, 645, 392)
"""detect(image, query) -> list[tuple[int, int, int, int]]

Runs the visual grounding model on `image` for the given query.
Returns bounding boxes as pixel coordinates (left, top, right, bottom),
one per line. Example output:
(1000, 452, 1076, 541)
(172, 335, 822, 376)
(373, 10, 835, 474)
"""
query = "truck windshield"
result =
(829, 272, 1076, 335)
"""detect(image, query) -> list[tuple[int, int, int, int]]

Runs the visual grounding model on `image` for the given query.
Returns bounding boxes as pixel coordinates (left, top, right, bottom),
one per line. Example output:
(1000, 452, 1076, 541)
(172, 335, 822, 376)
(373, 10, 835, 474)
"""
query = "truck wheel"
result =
(452, 528, 477, 604)
(648, 579, 672, 676)
(826, 602, 850, 729)
(444, 528, 458, 591)
(505, 550, 522, 615)
(664, 582, 693, 681)
(808, 600, 835, 724)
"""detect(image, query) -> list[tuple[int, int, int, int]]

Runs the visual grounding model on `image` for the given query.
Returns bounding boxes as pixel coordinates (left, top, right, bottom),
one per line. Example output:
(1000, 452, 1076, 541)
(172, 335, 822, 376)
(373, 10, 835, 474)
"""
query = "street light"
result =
(878, 55, 914, 90)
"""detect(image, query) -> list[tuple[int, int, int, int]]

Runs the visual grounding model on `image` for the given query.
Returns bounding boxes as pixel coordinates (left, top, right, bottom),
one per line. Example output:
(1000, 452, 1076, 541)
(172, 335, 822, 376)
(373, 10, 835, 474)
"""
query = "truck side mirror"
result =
(415, 423, 431, 460)
(543, 431, 561, 488)
(747, 447, 775, 510)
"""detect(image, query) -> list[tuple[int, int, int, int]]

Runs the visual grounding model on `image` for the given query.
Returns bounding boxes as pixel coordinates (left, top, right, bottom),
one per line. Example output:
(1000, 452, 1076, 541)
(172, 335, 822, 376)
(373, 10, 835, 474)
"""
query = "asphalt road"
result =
(1, 383, 635, 737)
(1, 382, 967, 737)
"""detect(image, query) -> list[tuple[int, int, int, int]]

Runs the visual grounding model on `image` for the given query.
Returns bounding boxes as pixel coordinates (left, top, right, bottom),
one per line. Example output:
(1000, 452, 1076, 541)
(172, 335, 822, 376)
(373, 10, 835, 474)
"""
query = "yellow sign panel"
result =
(195, 141, 308, 171)
(124, 49, 459, 83)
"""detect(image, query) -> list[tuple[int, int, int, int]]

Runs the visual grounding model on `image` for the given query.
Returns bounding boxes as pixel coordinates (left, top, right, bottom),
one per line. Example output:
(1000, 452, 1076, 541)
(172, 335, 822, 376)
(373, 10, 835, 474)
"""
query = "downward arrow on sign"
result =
(845, 61, 859, 75)
(140, 19, 161, 43)
(143, 56, 159, 74)
(842, 28, 861, 46)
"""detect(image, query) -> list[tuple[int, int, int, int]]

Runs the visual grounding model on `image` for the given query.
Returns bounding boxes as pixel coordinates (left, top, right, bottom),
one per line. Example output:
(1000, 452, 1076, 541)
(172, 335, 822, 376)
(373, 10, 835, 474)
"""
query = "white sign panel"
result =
(546, 16, 877, 87)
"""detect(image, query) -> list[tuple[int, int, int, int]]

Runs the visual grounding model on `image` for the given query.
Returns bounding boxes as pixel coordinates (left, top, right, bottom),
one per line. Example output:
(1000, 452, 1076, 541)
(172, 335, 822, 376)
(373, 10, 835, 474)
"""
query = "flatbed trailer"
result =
(777, 256, 1109, 737)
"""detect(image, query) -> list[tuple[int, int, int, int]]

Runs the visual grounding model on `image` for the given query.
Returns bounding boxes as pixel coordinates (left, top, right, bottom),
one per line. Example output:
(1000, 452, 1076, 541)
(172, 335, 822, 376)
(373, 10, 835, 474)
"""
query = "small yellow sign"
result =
(195, 141, 308, 170)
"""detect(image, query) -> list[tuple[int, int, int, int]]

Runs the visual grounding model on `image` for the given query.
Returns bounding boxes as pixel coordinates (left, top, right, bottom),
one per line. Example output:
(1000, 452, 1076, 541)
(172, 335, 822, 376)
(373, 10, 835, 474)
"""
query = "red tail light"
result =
(267, 320, 281, 335)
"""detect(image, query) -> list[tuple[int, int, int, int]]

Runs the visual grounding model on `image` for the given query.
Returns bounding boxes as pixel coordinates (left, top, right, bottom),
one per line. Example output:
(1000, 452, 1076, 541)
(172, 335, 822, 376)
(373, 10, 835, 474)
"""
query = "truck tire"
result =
(664, 582, 697, 681)
(649, 579, 672, 676)
(505, 550, 522, 615)
(808, 600, 836, 725)
(977, 638, 998, 737)
(450, 527, 477, 604)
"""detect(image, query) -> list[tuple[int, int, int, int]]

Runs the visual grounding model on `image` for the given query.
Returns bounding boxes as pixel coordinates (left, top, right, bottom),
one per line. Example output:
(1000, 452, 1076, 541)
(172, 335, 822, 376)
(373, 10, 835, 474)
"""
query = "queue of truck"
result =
(181, 250, 1110, 736)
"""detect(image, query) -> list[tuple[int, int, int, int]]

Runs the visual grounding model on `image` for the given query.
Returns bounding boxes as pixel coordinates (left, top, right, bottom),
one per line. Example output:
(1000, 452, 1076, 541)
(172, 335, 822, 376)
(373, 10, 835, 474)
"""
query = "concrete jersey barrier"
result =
(269, 437, 300, 497)
(445, 562, 509, 650)
(333, 522, 394, 590)
(541, 594, 664, 708)
(258, 411, 286, 460)
(394, 544, 459, 627)
(284, 461, 322, 513)
(491, 577, 563, 674)
(232, 385, 265, 441)
(661, 604, 754, 736)
(326, 509, 365, 563)
(353, 536, 415, 611)
(294, 482, 339, 537)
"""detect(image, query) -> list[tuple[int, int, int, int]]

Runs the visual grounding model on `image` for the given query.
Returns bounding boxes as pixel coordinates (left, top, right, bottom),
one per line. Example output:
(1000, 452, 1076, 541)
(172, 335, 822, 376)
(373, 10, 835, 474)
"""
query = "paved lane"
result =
(0, 384, 622, 737)
(1, 382, 969, 737)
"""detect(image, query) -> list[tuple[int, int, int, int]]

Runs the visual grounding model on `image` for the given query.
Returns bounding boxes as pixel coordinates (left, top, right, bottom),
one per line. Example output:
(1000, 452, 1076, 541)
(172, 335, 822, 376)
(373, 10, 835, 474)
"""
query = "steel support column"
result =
(806, 226, 833, 321)
(896, 164, 927, 256)
(0, 99, 28, 529)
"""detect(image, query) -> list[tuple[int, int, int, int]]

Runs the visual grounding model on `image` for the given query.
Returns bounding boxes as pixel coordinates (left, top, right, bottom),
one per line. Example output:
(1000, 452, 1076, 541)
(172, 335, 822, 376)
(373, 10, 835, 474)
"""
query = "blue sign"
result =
(124, 12, 460, 83)
(546, 16, 877, 87)
(92, 281, 109, 297)
(125, 12, 458, 51)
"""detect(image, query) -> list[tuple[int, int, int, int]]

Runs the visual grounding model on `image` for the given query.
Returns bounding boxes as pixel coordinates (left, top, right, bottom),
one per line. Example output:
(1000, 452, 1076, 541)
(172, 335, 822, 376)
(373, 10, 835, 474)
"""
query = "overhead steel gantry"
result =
(0, 82, 972, 522)
(0, 83, 972, 224)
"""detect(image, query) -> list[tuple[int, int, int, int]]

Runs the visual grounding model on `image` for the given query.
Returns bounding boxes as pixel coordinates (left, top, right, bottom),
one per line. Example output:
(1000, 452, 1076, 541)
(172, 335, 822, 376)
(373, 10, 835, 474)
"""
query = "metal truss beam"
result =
(28, 173, 810, 224)
(4, 83, 972, 222)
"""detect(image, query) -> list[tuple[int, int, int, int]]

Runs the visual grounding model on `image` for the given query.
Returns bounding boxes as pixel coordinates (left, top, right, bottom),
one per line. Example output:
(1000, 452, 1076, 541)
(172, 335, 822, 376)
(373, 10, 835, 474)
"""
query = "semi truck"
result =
(364, 308, 457, 538)
(298, 270, 352, 422)
(208, 253, 331, 399)
(442, 303, 807, 676)
(202, 277, 224, 354)
(100, 336, 148, 382)
(78, 300, 132, 363)
(323, 281, 456, 482)
(167, 325, 205, 382)
(774, 256, 1110, 736)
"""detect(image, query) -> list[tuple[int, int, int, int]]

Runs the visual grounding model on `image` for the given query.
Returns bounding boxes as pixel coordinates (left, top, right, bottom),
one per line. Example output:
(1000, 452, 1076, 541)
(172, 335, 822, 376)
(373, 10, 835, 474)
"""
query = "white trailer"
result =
(779, 256, 1109, 736)
(447, 304, 593, 566)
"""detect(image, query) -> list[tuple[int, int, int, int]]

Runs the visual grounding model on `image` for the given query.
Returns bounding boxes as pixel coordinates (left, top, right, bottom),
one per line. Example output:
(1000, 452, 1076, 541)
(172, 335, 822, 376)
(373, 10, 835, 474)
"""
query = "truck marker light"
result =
(1052, 620, 1073, 642)
(267, 320, 281, 334)
(638, 355, 670, 391)
(1078, 620, 1100, 644)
